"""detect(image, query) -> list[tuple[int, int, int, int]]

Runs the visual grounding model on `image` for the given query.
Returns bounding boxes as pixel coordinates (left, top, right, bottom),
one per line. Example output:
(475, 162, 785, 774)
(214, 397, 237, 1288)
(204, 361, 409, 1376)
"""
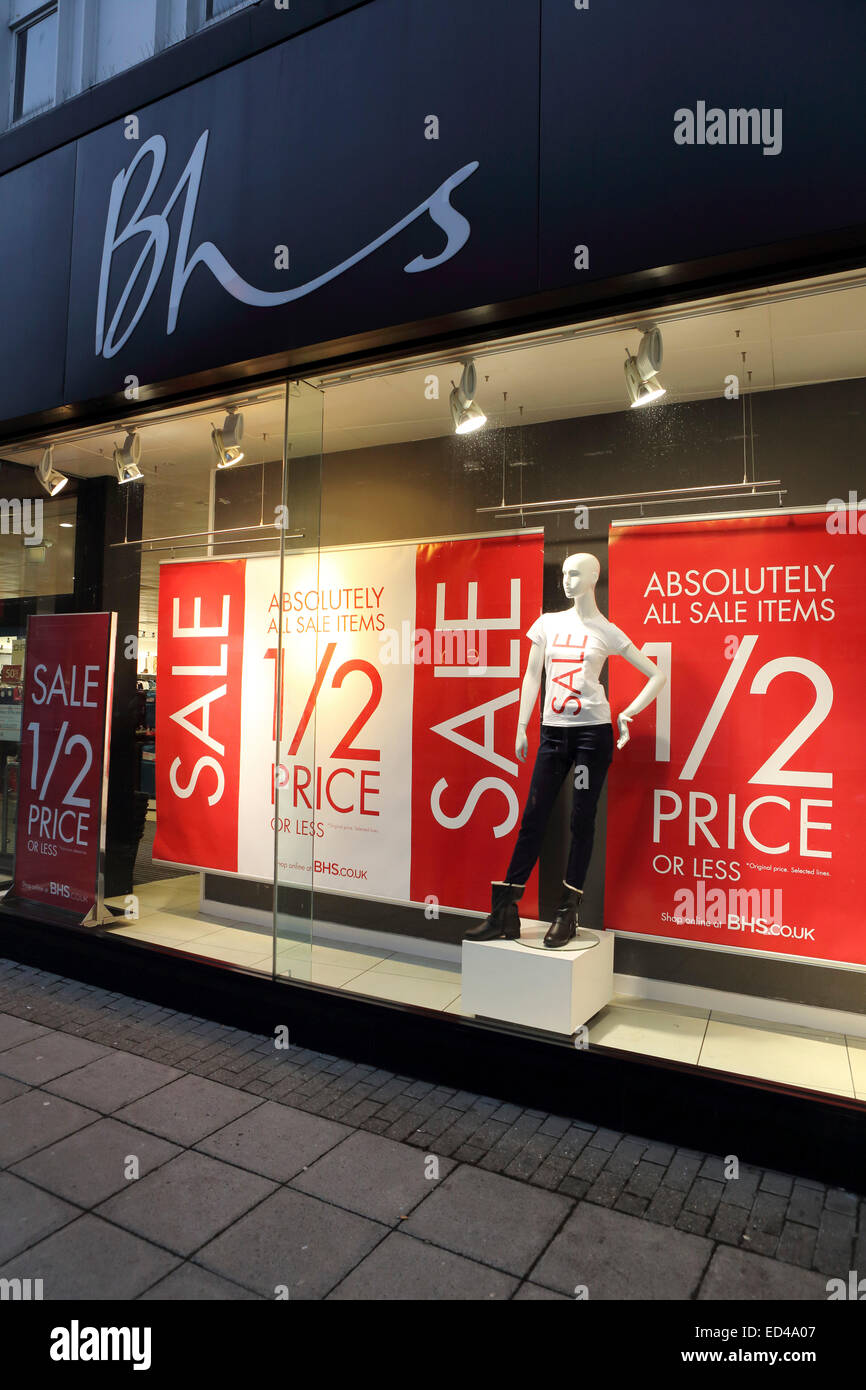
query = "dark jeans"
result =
(505, 723, 614, 890)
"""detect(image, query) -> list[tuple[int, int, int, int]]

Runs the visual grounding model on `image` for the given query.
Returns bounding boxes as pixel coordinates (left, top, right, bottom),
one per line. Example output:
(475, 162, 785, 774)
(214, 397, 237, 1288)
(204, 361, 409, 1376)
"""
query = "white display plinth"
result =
(461, 920, 614, 1035)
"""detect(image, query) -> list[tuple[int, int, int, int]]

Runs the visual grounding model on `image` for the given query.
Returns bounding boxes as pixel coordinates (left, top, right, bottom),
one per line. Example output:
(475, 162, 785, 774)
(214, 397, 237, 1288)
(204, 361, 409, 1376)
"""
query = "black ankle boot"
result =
(463, 882, 524, 941)
(543, 882, 582, 948)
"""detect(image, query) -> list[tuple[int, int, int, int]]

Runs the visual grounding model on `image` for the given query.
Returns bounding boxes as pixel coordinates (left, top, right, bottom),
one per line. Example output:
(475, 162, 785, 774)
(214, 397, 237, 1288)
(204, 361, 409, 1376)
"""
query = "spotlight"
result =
(37, 446, 68, 497)
(624, 326, 667, 408)
(211, 408, 245, 468)
(625, 363, 666, 407)
(450, 361, 487, 435)
(113, 430, 142, 484)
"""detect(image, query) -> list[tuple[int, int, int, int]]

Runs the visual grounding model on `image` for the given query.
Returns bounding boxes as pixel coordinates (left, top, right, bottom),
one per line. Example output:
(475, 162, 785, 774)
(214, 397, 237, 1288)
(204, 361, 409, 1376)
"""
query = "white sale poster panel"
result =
(153, 533, 543, 914)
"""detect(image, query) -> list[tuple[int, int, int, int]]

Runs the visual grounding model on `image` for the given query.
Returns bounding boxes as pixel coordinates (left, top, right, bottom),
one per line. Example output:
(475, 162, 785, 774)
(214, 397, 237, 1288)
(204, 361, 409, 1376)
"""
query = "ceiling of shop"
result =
(320, 284, 866, 452)
(5, 277, 866, 475)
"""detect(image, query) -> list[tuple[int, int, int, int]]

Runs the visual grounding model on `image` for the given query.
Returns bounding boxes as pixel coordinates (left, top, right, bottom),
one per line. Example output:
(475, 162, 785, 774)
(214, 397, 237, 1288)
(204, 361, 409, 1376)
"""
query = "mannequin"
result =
(464, 553, 665, 948)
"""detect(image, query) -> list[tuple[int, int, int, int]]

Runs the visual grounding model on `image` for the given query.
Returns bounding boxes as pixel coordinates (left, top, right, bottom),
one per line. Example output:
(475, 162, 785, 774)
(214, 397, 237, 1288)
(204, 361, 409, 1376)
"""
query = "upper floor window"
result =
(11, 3, 58, 124)
(93, 0, 157, 86)
(205, 0, 252, 20)
(2, 0, 258, 137)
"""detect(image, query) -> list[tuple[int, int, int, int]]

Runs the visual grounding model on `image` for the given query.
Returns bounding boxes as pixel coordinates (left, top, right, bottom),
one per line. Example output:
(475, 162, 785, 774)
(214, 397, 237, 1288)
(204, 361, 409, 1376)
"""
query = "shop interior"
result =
(1, 269, 865, 1101)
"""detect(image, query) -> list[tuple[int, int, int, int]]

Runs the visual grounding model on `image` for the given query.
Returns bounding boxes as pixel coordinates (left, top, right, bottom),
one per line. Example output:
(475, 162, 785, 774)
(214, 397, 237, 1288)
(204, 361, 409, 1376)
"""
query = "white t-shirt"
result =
(527, 609, 632, 727)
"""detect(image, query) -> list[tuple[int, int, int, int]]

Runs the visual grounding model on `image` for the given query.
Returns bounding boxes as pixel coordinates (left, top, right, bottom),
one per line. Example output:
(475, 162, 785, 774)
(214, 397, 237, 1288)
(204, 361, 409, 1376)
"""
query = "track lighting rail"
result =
(111, 524, 304, 549)
(477, 479, 783, 517)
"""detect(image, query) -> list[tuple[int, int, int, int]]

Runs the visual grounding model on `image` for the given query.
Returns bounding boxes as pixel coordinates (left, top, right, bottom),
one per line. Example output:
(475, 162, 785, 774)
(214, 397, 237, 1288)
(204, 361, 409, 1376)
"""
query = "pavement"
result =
(0, 955, 862, 1300)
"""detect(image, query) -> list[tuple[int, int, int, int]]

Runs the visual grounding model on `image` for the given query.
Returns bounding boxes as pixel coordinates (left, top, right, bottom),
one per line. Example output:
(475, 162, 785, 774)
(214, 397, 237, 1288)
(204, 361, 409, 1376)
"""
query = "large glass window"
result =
(294, 270, 865, 1100)
(1, 269, 864, 1104)
(0, 383, 320, 974)
(0, 458, 76, 880)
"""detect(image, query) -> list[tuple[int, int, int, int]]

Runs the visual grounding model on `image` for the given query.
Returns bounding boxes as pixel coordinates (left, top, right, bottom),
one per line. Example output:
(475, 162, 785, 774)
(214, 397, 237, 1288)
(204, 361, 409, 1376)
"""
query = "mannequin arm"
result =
(615, 642, 666, 749)
(515, 641, 544, 761)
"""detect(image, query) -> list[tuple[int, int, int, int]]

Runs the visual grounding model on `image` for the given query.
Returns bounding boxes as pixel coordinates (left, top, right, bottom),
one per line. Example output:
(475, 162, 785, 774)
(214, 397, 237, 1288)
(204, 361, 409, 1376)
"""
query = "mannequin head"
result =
(562, 553, 600, 602)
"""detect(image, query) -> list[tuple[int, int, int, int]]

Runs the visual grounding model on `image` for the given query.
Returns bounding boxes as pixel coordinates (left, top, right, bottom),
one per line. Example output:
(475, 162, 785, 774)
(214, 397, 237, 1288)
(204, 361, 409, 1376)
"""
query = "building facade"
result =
(0, 0, 865, 1185)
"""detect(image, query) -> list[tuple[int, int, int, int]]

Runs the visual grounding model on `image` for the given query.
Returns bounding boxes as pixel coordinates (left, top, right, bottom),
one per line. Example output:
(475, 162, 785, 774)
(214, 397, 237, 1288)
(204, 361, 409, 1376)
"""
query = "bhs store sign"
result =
(61, 0, 539, 403)
(96, 131, 480, 359)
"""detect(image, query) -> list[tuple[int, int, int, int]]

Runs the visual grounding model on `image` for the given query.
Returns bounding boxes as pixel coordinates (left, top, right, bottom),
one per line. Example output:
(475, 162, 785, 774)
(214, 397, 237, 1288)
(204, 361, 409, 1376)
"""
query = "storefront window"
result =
(1, 382, 316, 974)
(1, 269, 864, 1103)
(298, 269, 865, 1098)
(0, 459, 76, 879)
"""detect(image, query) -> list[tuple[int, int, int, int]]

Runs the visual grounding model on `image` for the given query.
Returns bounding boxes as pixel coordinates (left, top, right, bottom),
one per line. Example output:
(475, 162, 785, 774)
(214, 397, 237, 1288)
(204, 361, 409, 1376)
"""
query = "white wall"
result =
(9, 0, 41, 20)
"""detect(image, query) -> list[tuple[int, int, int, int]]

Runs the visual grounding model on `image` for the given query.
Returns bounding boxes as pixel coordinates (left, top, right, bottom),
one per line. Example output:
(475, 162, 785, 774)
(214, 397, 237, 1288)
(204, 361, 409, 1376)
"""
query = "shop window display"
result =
(1, 271, 864, 1104)
(0, 464, 77, 882)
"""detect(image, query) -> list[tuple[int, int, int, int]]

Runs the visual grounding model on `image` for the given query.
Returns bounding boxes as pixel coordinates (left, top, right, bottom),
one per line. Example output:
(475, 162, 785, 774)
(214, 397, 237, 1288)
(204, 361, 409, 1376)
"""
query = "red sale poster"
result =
(411, 533, 543, 915)
(154, 532, 543, 913)
(152, 559, 246, 873)
(605, 510, 865, 966)
(13, 613, 116, 920)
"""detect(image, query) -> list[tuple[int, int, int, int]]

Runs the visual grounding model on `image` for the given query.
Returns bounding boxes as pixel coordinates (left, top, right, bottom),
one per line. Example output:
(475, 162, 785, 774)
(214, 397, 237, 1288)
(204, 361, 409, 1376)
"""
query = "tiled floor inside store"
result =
(106, 874, 866, 1104)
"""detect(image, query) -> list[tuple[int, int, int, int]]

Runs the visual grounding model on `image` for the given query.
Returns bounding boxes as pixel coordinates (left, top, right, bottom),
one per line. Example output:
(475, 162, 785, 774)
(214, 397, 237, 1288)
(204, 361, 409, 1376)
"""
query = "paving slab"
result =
(292, 1130, 456, 1225)
(196, 1187, 386, 1300)
(11, 1118, 180, 1206)
(114, 1074, 262, 1145)
(0, 1033, 111, 1085)
(0, 1091, 99, 1167)
(327, 1231, 517, 1300)
(0, 966, 859, 1298)
(402, 1164, 572, 1277)
(0, 1214, 178, 1299)
(0, 1171, 78, 1262)
(0, 1075, 27, 1105)
(531, 1202, 712, 1299)
(513, 1282, 572, 1300)
(44, 1053, 183, 1112)
(140, 1263, 262, 1301)
(195, 1101, 351, 1182)
(0, 1014, 51, 1051)
(97, 1150, 276, 1257)
(698, 1246, 831, 1300)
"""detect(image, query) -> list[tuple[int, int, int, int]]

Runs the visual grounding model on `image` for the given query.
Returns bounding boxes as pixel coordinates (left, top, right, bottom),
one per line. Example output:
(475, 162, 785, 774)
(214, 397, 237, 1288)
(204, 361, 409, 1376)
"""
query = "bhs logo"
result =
(96, 130, 479, 359)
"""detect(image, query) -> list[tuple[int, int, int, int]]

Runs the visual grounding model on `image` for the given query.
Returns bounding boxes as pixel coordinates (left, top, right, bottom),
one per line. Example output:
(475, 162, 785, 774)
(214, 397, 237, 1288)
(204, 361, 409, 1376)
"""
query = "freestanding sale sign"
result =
(153, 532, 543, 915)
(12, 613, 116, 922)
(605, 511, 865, 967)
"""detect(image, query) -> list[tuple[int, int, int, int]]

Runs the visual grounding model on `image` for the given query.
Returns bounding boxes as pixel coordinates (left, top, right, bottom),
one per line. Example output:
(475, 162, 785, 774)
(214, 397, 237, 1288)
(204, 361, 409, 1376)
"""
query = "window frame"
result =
(10, 1, 59, 126)
(203, 0, 254, 28)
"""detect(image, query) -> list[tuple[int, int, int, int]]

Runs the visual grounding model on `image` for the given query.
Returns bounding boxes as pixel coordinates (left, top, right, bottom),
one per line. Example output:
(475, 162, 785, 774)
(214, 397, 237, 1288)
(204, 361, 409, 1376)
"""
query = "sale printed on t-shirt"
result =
(548, 628, 588, 718)
(527, 610, 631, 726)
(605, 512, 864, 966)
(153, 533, 543, 914)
